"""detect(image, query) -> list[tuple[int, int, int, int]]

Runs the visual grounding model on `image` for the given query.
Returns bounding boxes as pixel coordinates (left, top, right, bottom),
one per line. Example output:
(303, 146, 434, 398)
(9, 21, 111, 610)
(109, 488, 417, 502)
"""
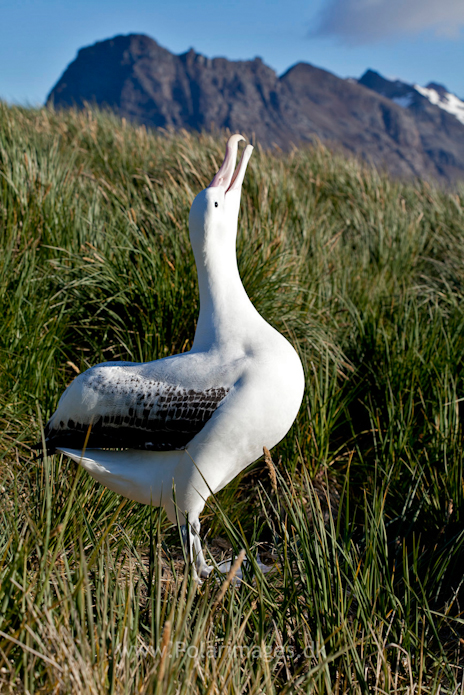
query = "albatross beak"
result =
(209, 134, 253, 193)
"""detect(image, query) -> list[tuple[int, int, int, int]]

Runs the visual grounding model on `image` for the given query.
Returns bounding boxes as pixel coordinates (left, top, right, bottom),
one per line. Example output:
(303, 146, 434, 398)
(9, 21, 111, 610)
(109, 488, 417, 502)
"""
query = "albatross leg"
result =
(191, 518, 213, 579)
(180, 520, 212, 581)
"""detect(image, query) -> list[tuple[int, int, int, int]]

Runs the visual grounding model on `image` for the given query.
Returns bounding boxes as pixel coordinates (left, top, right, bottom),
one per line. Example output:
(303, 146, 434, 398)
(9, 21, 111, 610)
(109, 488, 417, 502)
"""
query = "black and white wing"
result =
(41, 366, 229, 454)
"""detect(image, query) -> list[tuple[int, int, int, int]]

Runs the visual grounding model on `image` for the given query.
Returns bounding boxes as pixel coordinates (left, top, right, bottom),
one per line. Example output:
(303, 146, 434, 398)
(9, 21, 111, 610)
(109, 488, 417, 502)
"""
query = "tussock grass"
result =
(1, 101, 464, 692)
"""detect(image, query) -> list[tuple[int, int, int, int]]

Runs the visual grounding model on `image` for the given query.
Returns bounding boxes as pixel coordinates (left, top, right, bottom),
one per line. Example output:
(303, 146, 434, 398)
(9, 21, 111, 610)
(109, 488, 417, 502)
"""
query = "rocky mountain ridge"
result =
(358, 70, 464, 126)
(47, 34, 464, 184)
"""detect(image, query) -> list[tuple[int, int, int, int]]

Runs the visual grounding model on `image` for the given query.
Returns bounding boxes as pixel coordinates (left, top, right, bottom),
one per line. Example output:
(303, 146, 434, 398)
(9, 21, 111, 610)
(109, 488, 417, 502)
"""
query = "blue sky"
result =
(1, 0, 463, 105)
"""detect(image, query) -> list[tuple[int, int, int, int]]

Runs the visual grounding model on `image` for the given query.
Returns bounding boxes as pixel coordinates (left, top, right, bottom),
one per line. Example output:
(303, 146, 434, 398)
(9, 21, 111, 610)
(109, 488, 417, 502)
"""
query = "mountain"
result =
(358, 70, 464, 126)
(47, 34, 464, 184)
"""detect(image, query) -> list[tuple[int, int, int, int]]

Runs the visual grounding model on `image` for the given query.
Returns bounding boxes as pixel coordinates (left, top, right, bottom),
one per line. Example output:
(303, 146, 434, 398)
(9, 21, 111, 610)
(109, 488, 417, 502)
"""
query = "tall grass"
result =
(1, 101, 463, 692)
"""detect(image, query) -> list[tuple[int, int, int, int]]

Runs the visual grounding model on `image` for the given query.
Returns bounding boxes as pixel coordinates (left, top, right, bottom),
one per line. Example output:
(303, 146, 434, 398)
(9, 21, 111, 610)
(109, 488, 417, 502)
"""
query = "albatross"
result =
(39, 134, 305, 580)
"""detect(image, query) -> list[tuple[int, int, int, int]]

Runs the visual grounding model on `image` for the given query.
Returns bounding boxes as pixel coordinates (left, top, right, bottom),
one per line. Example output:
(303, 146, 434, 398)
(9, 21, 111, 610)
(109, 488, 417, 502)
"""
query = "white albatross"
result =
(39, 134, 305, 579)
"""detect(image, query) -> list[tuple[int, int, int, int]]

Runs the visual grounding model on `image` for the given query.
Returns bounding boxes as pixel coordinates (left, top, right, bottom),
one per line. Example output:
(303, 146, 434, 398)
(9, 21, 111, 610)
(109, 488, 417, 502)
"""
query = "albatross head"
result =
(189, 134, 253, 254)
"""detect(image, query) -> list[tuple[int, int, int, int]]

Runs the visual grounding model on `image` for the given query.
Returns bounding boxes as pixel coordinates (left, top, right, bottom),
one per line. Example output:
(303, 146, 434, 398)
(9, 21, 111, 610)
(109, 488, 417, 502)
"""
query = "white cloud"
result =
(311, 0, 464, 43)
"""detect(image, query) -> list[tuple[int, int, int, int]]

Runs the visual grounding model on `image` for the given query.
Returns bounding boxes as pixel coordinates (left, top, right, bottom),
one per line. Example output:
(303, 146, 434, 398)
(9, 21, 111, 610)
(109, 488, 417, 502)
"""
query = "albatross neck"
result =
(191, 235, 258, 352)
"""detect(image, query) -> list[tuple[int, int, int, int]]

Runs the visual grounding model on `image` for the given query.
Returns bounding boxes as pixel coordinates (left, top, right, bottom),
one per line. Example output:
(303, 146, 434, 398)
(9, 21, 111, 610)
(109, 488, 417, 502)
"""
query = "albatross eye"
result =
(214, 202, 218, 208)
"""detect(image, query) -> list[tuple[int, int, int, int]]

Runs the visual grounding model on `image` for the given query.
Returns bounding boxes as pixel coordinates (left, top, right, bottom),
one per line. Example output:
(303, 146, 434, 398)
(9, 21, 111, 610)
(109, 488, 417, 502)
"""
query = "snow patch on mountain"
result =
(358, 70, 464, 127)
(414, 84, 464, 125)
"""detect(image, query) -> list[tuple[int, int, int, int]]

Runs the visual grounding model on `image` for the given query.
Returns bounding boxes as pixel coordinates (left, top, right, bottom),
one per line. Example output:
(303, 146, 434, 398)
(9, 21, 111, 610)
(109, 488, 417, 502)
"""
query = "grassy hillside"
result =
(1, 102, 464, 693)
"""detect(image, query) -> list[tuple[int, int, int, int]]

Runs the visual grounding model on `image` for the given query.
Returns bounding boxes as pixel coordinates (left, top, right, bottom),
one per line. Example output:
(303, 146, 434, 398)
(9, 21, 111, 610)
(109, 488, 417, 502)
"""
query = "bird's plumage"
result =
(44, 359, 229, 452)
(38, 134, 305, 579)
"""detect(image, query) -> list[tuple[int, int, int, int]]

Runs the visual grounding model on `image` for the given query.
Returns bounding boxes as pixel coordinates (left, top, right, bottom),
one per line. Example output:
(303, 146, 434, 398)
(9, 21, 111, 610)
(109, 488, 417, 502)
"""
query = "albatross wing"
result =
(41, 362, 229, 453)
